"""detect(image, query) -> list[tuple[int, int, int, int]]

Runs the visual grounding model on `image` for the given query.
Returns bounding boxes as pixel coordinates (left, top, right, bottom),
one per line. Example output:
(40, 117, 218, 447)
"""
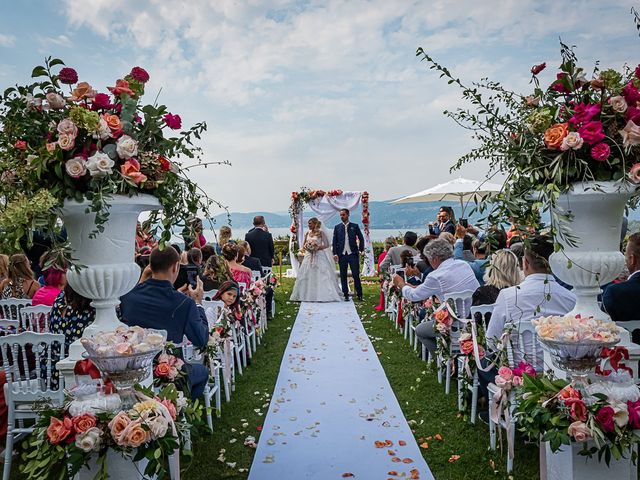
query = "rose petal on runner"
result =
(402, 458, 413, 464)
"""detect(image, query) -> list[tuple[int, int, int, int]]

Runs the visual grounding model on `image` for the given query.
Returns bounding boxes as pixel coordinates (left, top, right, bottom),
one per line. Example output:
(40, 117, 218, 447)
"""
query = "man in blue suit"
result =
(603, 232, 640, 342)
(332, 208, 365, 301)
(120, 246, 209, 399)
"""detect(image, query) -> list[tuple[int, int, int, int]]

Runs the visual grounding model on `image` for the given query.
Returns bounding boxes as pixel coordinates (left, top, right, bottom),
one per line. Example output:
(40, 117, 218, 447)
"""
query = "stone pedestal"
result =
(543, 440, 636, 480)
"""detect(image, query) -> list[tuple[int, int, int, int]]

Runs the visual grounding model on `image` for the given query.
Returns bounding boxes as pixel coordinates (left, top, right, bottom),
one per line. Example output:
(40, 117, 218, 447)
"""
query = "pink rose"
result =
(14, 140, 27, 150)
(626, 106, 640, 123)
(627, 400, 640, 429)
(57, 118, 78, 138)
(167, 366, 179, 380)
(595, 406, 616, 433)
(629, 163, 640, 184)
(108, 411, 132, 445)
(620, 120, 640, 147)
(590, 142, 610, 162)
(46, 142, 57, 153)
(498, 366, 513, 380)
(513, 361, 536, 377)
(130, 67, 150, 83)
(635, 64, 640, 80)
(577, 121, 605, 145)
(569, 102, 600, 127)
(568, 421, 593, 442)
(622, 82, 640, 105)
(494, 375, 511, 389)
(160, 399, 177, 420)
(121, 418, 148, 448)
(551, 73, 570, 93)
(57, 134, 75, 151)
(512, 375, 523, 386)
(163, 113, 182, 130)
(46, 92, 65, 109)
(608, 95, 628, 114)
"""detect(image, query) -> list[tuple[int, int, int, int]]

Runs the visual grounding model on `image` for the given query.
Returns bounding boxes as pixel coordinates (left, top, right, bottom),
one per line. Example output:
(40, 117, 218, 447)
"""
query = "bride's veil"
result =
(318, 222, 337, 265)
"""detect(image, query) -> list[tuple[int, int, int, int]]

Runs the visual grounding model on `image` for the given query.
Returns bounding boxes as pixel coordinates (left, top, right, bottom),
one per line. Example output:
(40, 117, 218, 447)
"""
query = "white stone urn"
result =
(57, 194, 160, 364)
(549, 181, 637, 321)
(543, 440, 636, 480)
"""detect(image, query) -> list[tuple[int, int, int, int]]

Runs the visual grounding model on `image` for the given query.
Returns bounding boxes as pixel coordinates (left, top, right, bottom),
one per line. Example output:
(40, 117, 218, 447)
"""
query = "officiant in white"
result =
(290, 218, 343, 302)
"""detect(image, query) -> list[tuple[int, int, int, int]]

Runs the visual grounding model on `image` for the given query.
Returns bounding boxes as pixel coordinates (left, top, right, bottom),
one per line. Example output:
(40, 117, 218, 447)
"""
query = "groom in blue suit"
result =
(333, 208, 365, 301)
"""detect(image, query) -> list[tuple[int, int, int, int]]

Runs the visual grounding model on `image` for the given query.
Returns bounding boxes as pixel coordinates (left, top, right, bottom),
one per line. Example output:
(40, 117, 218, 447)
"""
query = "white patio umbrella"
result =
(391, 177, 503, 217)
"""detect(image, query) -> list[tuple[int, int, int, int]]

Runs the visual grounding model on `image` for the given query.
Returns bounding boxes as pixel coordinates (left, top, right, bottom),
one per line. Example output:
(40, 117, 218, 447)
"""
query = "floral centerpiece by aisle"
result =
(0, 57, 224, 260)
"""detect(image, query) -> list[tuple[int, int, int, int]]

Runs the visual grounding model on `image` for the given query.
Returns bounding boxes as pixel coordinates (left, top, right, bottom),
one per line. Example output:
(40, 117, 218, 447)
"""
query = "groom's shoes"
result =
(357, 296, 363, 302)
(344, 295, 350, 302)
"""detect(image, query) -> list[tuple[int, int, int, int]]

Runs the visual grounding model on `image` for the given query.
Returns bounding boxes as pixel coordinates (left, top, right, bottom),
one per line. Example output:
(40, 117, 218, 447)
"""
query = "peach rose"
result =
(70, 82, 97, 101)
(46, 142, 57, 153)
(154, 362, 172, 378)
(120, 159, 147, 185)
(47, 416, 74, 445)
(629, 163, 640, 184)
(434, 309, 449, 323)
(57, 134, 75, 151)
(102, 113, 122, 132)
(108, 411, 131, 445)
(543, 122, 569, 150)
(121, 418, 149, 448)
(559, 385, 581, 403)
(568, 421, 592, 442)
(72, 413, 97, 433)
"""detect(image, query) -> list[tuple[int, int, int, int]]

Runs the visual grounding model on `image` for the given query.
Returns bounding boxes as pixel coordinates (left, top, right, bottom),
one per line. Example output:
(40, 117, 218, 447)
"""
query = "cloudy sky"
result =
(1, 0, 639, 214)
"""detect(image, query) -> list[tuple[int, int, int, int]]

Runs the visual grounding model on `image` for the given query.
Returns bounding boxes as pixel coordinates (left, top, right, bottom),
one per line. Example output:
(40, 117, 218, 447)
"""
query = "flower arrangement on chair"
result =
(0, 57, 226, 262)
(20, 384, 201, 480)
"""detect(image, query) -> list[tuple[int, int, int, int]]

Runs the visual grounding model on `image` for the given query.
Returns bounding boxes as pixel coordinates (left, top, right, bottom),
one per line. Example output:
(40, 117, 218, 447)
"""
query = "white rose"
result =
(176, 392, 188, 412)
(75, 427, 102, 453)
(93, 117, 111, 141)
(116, 135, 138, 159)
(57, 133, 75, 151)
(620, 120, 640, 147)
(612, 401, 629, 428)
(86, 151, 114, 177)
(65, 157, 87, 178)
(560, 131, 584, 151)
(608, 95, 628, 114)
(147, 414, 169, 438)
(46, 92, 65, 109)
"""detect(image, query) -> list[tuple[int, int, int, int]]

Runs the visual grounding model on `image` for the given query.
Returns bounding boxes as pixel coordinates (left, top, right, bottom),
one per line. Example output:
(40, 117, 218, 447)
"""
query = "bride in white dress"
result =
(290, 218, 343, 302)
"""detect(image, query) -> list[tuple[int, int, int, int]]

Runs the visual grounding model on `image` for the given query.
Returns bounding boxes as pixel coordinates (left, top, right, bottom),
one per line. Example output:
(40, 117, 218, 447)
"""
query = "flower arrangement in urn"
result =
(0, 57, 224, 260)
(416, 13, 640, 238)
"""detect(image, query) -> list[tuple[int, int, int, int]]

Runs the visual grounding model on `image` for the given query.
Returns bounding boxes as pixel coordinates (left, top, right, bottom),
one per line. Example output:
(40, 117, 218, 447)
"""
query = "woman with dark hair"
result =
(32, 266, 67, 307)
(0, 254, 40, 299)
(50, 284, 96, 354)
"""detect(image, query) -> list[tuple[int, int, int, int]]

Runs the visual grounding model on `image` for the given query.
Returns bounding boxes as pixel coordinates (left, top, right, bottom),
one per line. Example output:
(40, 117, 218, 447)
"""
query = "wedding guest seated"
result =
(50, 284, 96, 355)
(0, 254, 40, 300)
(379, 231, 419, 272)
(392, 239, 479, 357)
(200, 255, 232, 291)
(215, 226, 233, 255)
(479, 236, 576, 405)
(212, 281, 242, 324)
(375, 237, 397, 311)
(32, 265, 67, 307)
(454, 225, 487, 285)
(414, 236, 435, 280)
(0, 255, 8, 285)
(120, 246, 209, 399)
(174, 247, 203, 290)
(603, 232, 640, 342)
(201, 244, 217, 264)
(239, 241, 263, 274)
(222, 243, 252, 287)
(472, 249, 523, 307)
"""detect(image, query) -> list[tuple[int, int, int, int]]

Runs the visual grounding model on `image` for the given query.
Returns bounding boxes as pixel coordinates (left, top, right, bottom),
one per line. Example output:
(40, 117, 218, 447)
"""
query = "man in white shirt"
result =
(485, 236, 576, 368)
(392, 238, 480, 355)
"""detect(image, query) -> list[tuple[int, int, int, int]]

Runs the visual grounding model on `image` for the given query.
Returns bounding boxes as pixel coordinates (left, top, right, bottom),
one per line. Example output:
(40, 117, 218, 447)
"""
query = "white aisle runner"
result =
(249, 301, 434, 480)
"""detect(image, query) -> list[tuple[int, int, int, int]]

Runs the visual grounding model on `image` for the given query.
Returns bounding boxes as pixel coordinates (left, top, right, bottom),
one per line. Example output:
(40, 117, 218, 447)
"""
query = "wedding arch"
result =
(288, 189, 374, 277)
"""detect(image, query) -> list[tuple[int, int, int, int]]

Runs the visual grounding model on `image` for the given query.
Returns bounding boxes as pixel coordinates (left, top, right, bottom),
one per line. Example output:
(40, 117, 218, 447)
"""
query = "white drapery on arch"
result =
(289, 191, 375, 277)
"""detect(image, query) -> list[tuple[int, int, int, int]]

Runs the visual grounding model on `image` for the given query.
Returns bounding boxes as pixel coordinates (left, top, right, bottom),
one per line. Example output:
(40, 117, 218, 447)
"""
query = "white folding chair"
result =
(182, 342, 222, 432)
(0, 298, 32, 322)
(238, 282, 247, 294)
(203, 300, 224, 324)
(488, 319, 537, 473)
(251, 271, 262, 283)
(19, 305, 52, 333)
(440, 290, 475, 394)
(203, 290, 219, 302)
(261, 267, 273, 277)
(0, 332, 65, 480)
(457, 304, 495, 424)
(231, 322, 246, 373)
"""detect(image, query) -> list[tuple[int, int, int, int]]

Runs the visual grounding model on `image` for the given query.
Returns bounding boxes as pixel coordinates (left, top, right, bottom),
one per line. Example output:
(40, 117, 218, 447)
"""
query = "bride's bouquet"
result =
(303, 237, 320, 254)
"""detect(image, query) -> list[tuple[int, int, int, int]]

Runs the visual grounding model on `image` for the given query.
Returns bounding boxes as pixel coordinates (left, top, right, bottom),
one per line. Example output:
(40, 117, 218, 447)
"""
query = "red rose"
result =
(58, 67, 78, 85)
(531, 63, 546, 75)
(627, 400, 640, 429)
(623, 82, 640, 105)
(92, 93, 111, 110)
(159, 156, 171, 171)
(595, 406, 616, 433)
(14, 140, 27, 150)
(551, 73, 570, 93)
(565, 398, 587, 422)
(163, 113, 182, 130)
(130, 66, 150, 83)
(578, 121, 605, 145)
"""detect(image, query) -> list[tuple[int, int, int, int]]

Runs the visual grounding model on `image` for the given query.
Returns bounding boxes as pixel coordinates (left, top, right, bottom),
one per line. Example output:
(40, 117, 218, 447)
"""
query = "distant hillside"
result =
(211, 201, 480, 229)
